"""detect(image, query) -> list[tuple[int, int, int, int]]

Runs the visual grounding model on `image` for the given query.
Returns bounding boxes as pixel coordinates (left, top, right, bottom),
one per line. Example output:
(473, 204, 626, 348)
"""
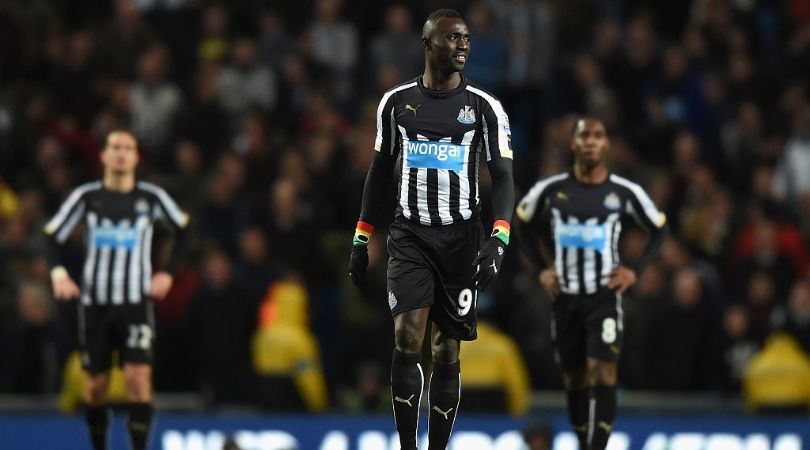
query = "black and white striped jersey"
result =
(374, 76, 513, 226)
(44, 181, 189, 306)
(516, 171, 666, 295)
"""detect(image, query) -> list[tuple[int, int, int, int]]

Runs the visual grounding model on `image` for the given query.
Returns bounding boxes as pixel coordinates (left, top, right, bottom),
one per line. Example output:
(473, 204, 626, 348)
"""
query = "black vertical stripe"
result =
(123, 247, 132, 304)
(468, 143, 479, 214)
(576, 248, 586, 296)
(594, 246, 603, 293)
(426, 169, 441, 225)
(449, 171, 463, 222)
(560, 247, 570, 293)
(407, 167, 419, 222)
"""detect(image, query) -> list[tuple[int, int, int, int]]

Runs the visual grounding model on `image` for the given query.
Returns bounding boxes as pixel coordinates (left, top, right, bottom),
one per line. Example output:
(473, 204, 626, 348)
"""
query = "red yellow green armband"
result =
(353, 221, 375, 246)
(490, 220, 510, 245)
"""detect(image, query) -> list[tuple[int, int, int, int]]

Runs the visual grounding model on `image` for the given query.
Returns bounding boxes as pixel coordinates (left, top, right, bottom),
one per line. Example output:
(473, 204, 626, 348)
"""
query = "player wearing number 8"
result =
(347, 8, 515, 450)
(44, 130, 189, 450)
(515, 118, 669, 450)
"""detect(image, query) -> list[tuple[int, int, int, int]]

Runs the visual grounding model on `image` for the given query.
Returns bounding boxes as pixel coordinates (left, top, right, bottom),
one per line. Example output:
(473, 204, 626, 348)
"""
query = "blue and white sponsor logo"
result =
(557, 222, 607, 251)
(94, 225, 139, 249)
(404, 139, 465, 173)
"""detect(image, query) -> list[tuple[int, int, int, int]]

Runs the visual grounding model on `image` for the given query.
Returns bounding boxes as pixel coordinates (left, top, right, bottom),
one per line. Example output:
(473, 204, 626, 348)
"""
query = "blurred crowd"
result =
(1, 0, 810, 414)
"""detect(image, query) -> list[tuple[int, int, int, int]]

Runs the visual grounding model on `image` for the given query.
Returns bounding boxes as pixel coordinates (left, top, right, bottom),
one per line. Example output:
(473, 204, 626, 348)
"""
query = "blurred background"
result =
(1, 0, 810, 449)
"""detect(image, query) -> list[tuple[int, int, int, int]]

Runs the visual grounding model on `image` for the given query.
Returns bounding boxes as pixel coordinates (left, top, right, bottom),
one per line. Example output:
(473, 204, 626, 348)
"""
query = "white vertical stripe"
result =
(459, 130, 475, 220)
(616, 293, 624, 331)
(82, 213, 98, 306)
(601, 214, 621, 286)
(564, 216, 581, 294)
(398, 125, 412, 219)
(611, 220, 622, 275)
(583, 217, 599, 294)
(111, 219, 131, 305)
(95, 218, 113, 305)
(415, 168, 430, 225)
(481, 114, 492, 161)
(551, 209, 564, 283)
(141, 223, 154, 301)
(129, 216, 149, 303)
(55, 202, 86, 243)
(415, 362, 425, 444)
(437, 169, 453, 224)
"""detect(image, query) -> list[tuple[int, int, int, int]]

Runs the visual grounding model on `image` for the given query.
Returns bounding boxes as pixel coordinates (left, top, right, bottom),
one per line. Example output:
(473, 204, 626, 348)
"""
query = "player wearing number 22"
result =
(516, 118, 668, 450)
(347, 8, 515, 450)
(44, 130, 189, 450)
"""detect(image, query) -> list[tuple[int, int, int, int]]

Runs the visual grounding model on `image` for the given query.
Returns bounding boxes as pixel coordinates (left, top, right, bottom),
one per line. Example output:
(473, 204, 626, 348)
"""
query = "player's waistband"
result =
(394, 211, 481, 229)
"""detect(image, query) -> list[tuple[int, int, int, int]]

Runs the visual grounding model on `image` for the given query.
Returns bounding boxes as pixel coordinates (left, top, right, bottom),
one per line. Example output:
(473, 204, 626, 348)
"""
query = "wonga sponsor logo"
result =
(93, 225, 139, 249)
(557, 222, 607, 251)
(404, 139, 466, 173)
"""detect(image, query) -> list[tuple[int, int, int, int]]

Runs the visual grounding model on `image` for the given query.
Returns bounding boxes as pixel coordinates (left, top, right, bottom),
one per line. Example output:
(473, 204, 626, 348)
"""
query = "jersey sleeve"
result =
(150, 186, 190, 230)
(624, 184, 667, 231)
(44, 184, 89, 244)
(373, 90, 402, 157)
(515, 177, 553, 224)
(480, 95, 513, 161)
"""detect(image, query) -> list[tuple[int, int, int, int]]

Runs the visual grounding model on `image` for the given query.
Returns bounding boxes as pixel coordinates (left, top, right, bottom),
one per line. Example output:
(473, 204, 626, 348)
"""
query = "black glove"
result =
(348, 245, 369, 292)
(472, 237, 506, 292)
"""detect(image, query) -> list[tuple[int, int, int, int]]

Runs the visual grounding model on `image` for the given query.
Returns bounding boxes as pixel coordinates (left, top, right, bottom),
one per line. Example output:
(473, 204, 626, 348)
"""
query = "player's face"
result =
(571, 120, 609, 169)
(428, 18, 470, 73)
(101, 132, 139, 175)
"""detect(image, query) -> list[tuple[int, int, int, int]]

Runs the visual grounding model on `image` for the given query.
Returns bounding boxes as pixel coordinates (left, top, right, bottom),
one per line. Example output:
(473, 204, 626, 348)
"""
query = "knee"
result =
(562, 369, 589, 390)
(124, 367, 152, 402)
(394, 325, 423, 354)
(590, 362, 617, 386)
(85, 375, 109, 405)
(431, 338, 459, 364)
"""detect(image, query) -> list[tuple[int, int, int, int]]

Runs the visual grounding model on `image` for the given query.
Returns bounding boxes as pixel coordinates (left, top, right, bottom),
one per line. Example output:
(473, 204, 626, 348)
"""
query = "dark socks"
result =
(427, 361, 460, 450)
(127, 402, 154, 450)
(85, 405, 110, 450)
(391, 349, 424, 450)
(590, 385, 616, 450)
(566, 388, 590, 450)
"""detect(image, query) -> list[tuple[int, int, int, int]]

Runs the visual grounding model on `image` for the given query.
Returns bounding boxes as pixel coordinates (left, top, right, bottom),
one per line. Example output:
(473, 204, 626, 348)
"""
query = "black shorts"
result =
(551, 289, 624, 370)
(386, 217, 483, 341)
(78, 303, 156, 373)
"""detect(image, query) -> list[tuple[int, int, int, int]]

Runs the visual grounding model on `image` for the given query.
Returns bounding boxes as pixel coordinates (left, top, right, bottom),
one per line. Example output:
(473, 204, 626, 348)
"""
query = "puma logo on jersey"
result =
(489, 260, 498, 273)
(394, 394, 415, 407)
(557, 191, 569, 201)
(432, 405, 454, 420)
(598, 421, 613, 433)
(405, 104, 420, 116)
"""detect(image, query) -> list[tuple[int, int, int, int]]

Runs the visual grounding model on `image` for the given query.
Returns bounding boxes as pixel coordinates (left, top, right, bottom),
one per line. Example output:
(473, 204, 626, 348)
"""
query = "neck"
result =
(422, 64, 461, 90)
(573, 163, 609, 184)
(103, 172, 135, 192)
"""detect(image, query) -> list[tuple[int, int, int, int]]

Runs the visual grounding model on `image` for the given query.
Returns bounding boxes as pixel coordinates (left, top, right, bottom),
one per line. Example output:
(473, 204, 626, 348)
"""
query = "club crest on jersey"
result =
(457, 105, 476, 124)
(135, 198, 150, 214)
(603, 192, 621, 210)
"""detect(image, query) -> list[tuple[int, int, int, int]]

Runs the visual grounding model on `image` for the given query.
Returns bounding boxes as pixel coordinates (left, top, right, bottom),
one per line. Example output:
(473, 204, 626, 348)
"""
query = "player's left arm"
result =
(609, 184, 670, 293)
(473, 99, 515, 291)
(152, 187, 191, 300)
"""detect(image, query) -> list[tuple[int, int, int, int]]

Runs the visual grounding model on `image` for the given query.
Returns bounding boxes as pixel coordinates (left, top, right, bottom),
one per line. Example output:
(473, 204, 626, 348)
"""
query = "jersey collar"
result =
(417, 74, 468, 98)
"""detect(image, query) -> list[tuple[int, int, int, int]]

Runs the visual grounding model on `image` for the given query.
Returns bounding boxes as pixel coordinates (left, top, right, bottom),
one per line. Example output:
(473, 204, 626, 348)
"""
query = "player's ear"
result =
(422, 36, 431, 52)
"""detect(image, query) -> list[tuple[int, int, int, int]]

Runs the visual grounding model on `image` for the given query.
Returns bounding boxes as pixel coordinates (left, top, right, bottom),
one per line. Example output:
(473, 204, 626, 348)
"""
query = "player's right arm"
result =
(43, 183, 96, 300)
(348, 91, 402, 291)
(515, 175, 560, 295)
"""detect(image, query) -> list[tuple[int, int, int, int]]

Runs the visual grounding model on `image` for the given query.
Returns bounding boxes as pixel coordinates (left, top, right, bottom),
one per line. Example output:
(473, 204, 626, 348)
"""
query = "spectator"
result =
(217, 38, 277, 117)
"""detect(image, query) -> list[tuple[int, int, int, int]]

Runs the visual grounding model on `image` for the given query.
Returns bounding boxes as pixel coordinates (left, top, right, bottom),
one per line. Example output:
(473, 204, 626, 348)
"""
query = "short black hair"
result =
(104, 129, 139, 149)
(570, 117, 606, 137)
(422, 8, 463, 39)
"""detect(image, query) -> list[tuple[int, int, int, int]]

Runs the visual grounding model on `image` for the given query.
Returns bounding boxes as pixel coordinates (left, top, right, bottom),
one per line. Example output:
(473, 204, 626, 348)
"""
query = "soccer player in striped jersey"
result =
(516, 118, 669, 450)
(45, 130, 189, 450)
(347, 8, 515, 450)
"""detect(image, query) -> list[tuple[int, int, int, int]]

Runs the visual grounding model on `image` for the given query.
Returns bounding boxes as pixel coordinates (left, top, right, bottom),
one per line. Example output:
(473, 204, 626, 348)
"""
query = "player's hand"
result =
(473, 238, 506, 292)
(150, 271, 174, 301)
(538, 268, 561, 297)
(348, 245, 369, 292)
(607, 266, 637, 294)
(51, 267, 81, 301)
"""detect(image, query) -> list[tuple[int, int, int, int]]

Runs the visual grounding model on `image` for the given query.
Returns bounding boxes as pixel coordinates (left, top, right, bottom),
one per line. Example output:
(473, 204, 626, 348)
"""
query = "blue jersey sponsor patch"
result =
(557, 222, 607, 251)
(404, 140, 466, 173)
(94, 226, 139, 249)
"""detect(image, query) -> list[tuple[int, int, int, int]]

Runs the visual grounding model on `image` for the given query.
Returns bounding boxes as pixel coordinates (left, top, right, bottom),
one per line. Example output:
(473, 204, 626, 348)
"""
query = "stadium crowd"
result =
(1, 0, 810, 413)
